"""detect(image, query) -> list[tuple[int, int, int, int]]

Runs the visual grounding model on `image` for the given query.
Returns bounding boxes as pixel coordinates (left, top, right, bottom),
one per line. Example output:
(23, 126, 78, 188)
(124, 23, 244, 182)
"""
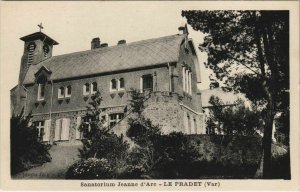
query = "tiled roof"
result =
(201, 88, 245, 108)
(23, 34, 185, 84)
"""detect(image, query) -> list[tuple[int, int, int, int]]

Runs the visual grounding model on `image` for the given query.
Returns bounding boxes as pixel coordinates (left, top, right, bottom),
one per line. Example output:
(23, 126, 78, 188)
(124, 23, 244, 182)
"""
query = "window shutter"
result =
(182, 67, 186, 92)
(54, 119, 61, 141)
(43, 120, 51, 141)
(61, 118, 70, 140)
(75, 116, 81, 140)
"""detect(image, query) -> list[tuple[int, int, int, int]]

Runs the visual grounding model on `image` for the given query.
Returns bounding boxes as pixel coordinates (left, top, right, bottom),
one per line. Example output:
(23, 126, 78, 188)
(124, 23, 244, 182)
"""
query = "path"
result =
(12, 142, 81, 179)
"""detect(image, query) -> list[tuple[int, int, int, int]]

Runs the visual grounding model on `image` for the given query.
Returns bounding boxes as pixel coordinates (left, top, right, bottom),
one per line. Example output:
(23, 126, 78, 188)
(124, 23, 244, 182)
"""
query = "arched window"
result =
(58, 87, 65, 99)
(119, 78, 125, 90)
(110, 79, 117, 91)
(65, 85, 71, 97)
(91, 82, 97, 94)
(37, 75, 47, 101)
(83, 83, 90, 95)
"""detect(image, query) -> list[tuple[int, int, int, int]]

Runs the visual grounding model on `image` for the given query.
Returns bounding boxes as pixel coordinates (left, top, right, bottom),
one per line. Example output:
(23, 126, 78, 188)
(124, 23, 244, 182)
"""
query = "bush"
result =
(66, 91, 130, 179)
(66, 158, 113, 179)
(11, 110, 51, 175)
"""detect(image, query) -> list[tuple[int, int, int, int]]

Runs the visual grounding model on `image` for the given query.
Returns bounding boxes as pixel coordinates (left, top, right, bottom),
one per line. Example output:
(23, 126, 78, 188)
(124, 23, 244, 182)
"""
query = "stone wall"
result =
(186, 135, 262, 165)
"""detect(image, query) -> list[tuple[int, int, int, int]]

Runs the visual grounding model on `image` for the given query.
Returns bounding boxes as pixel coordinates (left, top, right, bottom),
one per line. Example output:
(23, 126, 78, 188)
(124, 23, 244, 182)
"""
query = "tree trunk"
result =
(262, 108, 274, 178)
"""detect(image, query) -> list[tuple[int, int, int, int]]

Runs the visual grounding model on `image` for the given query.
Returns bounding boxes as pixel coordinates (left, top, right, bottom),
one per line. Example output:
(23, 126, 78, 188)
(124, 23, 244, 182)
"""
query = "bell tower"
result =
(18, 24, 58, 85)
(12, 24, 59, 115)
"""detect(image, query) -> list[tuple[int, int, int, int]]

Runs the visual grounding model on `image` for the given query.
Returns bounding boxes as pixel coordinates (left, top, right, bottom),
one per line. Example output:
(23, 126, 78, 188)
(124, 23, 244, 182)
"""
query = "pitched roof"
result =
(201, 88, 245, 108)
(20, 32, 59, 45)
(23, 34, 185, 84)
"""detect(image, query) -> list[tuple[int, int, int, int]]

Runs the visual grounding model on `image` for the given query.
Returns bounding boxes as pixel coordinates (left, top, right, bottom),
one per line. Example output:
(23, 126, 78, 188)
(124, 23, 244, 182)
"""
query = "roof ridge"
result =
(50, 34, 185, 59)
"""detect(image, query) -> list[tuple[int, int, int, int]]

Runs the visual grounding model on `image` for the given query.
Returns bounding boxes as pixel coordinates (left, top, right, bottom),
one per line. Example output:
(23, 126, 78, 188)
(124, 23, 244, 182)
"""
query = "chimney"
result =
(117, 40, 126, 45)
(178, 23, 189, 35)
(91, 37, 101, 49)
(100, 43, 108, 48)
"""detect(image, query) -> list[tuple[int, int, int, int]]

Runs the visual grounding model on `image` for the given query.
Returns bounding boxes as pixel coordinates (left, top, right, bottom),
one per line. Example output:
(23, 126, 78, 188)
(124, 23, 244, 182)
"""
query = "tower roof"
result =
(20, 32, 59, 45)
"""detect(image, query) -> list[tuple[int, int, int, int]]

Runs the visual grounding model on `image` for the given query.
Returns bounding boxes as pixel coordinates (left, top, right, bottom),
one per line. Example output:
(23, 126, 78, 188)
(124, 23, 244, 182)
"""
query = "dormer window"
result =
(37, 75, 47, 101)
(110, 79, 117, 91)
(83, 83, 90, 95)
(65, 86, 71, 97)
(91, 82, 97, 94)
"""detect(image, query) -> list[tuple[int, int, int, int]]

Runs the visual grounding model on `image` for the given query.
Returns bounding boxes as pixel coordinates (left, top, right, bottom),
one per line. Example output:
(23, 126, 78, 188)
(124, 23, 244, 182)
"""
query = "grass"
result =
(12, 142, 81, 179)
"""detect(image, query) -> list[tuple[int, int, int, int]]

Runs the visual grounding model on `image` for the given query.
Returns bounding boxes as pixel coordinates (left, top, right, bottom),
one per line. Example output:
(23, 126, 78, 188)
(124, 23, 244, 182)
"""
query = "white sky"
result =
(0, 1, 212, 93)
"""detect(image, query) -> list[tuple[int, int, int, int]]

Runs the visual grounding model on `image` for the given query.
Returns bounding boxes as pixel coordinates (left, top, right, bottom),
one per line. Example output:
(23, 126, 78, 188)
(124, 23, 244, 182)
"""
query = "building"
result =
(11, 24, 205, 144)
(201, 87, 244, 134)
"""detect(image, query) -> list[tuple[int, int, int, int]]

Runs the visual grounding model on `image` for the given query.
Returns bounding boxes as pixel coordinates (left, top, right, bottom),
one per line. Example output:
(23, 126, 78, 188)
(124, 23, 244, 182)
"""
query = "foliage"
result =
(10, 109, 51, 175)
(78, 91, 129, 161)
(66, 158, 113, 179)
(126, 90, 200, 178)
(206, 96, 263, 136)
(67, 91, 130, 179)
(128, 88, 146, 116)
(182, 10, 289, 178)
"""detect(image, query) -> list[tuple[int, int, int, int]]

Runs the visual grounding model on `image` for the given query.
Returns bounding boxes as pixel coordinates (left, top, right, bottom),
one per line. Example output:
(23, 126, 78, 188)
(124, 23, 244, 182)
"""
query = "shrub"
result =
(66, 158, 113, 179)
(67, 91, 130, 179)
(11, 110, 51, 175)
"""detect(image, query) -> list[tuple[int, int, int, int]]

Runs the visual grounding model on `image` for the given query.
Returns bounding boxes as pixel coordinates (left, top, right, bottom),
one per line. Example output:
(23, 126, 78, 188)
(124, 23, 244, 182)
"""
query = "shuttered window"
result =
(61, 118, 70, 140)
(54, 119, 62, 141)
(75, 116, 83, 140)
(54, 118, 70, 141)
(43, 120, 51, 141)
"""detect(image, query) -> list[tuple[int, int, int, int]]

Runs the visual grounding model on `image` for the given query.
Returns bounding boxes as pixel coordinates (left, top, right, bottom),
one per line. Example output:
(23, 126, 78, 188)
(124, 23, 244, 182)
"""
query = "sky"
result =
(0, 1, 212, 94)
(0, 2, 299, 190)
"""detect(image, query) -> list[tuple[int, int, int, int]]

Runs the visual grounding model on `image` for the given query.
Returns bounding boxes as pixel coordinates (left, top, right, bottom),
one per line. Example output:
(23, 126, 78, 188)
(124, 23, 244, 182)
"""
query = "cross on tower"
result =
(38, 23, 44, 32)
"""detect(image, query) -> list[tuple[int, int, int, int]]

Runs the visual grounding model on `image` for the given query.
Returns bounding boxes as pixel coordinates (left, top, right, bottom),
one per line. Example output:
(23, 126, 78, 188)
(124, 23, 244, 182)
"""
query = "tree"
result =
(78, 91, 129, 161)
(206, 96, 263, 136)
(10, 109, 51, 175)
(66, 91, 130, 179)
(182, 10, 289, 178)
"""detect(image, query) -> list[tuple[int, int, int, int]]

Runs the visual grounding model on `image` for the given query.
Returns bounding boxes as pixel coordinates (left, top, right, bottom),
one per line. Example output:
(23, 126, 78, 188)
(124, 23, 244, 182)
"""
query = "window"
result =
(58, 87, 64, 99)
(65, 85, 71, 97)
(83, 83, 90, 95)
(110, 79, 117, 91)
(109, 113, 124, 127)
(82, 116, 95, 132)
(182, 66, 192, 95)
(33, 121, 45, 140)
(91, 82, 97, 94)
(119, 78, 125, 90)
(37, 75, 47, 101)
(142, 74, 153, 92)
(38, 84, 45, 101)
